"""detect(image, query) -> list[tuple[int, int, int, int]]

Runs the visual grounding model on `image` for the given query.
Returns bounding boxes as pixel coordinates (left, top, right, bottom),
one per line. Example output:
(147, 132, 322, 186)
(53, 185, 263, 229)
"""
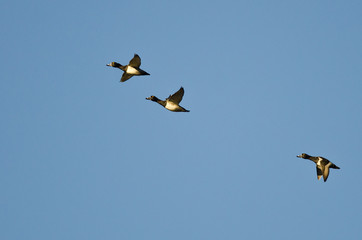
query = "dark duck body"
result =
(106, 54, 150, 82)
(297, 153, 340, 182)
(146, 87, 190, 112)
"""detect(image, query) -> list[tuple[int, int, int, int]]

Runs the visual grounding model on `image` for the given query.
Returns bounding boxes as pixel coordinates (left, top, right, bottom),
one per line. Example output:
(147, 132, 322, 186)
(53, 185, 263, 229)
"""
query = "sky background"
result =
(1, 0, 362, 239)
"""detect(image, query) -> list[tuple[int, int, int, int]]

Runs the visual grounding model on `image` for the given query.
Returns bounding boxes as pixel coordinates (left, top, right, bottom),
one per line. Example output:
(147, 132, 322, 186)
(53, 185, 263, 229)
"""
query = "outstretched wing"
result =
(316, 166, 323, 180)
(323, 167, 330, 182)
(128, 54, 141, 68)
(121, 72, 133, 82)
(167, 87, 185, 104)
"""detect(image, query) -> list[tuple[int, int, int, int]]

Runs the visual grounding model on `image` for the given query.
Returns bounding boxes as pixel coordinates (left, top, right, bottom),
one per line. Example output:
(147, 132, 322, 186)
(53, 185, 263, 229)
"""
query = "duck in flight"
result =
(106, 54, 150, 82)
(297, 153, 340, 182)
(146, 87, 190, 112)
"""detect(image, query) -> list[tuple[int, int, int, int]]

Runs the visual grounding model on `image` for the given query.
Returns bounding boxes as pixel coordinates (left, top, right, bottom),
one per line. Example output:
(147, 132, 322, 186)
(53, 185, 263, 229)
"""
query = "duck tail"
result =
(140, 69, 150, 75)
(331, 164, 340, 169)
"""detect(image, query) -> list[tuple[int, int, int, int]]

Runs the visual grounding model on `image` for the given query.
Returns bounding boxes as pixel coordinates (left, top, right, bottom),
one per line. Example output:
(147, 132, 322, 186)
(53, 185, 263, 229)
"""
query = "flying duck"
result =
(297, 153, 340, 182)
(106, 54, 150, 82)
(146, 87, 190, 112)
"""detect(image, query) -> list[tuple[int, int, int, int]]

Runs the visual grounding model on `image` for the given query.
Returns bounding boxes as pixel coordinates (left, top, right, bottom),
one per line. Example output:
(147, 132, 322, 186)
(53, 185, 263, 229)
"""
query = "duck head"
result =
(297, 153, 311, 159)
(106, 62, 122, 68)
(145, 96, 160, 102)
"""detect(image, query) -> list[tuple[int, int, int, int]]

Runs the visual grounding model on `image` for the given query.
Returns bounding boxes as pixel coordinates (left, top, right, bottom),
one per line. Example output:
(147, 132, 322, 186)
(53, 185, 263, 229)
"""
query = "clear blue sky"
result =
(1, 1, 362, 239)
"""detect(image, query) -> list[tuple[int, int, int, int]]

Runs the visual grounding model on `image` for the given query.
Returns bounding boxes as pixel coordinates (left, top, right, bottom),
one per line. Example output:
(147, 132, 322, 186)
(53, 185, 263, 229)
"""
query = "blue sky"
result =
(1, 1, 362, 239)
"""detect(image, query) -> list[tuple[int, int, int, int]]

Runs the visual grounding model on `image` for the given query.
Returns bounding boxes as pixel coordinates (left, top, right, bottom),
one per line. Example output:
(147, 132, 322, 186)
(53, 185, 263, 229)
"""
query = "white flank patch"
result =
(126, 66, 139, 74)
(317, 157, 323, 166)
(165, 101, 179, 111)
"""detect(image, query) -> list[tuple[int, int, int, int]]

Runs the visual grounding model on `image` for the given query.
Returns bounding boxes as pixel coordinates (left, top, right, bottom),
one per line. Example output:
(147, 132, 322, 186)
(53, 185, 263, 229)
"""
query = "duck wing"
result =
(129, 54, 141, 68)
(316, 166, 323, 180)
(121, 72, 133, 82)
(167, 87, 185, 104)
(323, 166, 330, 182)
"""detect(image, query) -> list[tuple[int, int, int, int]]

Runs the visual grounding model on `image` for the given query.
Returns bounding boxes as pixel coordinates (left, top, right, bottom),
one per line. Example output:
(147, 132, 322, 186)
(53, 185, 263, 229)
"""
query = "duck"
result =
(297, 153, 340, 182)
(106, 54, 150, 82)
(146, 87, 190, 112)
